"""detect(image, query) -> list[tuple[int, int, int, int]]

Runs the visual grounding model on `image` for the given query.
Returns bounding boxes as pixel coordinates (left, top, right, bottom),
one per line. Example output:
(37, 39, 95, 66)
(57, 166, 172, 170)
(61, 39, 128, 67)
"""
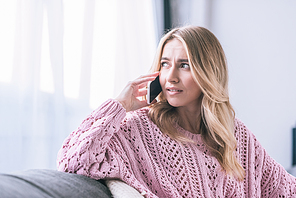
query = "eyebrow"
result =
(161, 57, 189, 62)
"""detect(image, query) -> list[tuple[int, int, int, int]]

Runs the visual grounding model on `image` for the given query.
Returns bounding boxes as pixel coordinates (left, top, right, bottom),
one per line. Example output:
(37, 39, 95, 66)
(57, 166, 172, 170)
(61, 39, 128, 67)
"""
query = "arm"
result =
(57, 72, 159, 180)
(260, 148, 296, 197)
(57, 99, 126, 179)
(235, 119, 296, 197)
(247, 128, 296, 197)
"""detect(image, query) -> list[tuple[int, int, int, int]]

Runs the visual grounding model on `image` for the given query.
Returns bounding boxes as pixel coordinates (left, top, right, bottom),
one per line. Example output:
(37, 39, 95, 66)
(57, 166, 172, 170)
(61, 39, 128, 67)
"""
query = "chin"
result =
(166, 99, 182, 108)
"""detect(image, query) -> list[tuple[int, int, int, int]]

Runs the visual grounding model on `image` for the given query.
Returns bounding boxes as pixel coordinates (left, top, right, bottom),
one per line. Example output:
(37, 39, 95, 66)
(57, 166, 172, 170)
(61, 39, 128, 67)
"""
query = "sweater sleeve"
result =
(57, 99, 126, 180)
(235, 119, 296, 197)
(259, 139, 296, 197)
(243, 124, 296, 197)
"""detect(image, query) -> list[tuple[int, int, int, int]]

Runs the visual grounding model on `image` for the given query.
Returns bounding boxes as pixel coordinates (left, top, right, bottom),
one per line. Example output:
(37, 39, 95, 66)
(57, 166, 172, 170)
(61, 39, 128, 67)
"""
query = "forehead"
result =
(162, 38, 187, 56)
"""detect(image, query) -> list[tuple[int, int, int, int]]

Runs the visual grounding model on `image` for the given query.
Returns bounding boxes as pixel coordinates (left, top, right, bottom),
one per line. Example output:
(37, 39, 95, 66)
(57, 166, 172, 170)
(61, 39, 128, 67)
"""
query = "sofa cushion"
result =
(0, 169, 112, 198)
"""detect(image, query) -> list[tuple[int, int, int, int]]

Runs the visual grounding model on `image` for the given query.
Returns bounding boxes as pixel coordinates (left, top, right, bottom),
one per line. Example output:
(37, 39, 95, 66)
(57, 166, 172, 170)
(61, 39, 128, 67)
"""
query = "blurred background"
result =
(0, 0, 296, 174)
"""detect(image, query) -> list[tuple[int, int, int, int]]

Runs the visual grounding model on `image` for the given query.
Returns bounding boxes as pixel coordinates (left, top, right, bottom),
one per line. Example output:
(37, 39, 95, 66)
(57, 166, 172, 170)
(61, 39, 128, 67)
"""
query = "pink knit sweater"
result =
(57, 99, 296, 197)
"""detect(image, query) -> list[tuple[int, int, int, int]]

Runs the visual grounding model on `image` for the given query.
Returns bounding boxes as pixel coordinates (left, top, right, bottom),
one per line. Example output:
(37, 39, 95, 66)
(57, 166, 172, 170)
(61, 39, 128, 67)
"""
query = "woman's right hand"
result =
(115, 72, 159, 112)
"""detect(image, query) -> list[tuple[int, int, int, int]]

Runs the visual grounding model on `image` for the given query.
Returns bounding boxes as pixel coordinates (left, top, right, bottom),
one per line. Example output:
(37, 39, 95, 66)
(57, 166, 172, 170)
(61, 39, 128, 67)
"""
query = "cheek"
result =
(159, 73, 166, 89)
(185, 78, 202, 93)
(182, 75, 196, 87)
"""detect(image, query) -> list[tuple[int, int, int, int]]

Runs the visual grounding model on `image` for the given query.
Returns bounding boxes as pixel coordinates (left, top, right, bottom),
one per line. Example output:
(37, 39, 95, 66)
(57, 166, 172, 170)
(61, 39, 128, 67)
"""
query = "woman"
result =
(57, 26, 296, 197)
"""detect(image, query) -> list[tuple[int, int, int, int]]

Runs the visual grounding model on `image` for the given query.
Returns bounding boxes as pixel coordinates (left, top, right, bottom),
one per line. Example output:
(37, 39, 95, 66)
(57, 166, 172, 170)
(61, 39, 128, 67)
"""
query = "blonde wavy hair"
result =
(148, 26, 245, 181)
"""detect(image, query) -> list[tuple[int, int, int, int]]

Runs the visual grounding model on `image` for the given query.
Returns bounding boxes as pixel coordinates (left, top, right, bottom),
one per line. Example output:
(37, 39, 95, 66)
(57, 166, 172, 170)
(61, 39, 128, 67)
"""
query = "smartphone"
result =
(147, 76, 162, 104)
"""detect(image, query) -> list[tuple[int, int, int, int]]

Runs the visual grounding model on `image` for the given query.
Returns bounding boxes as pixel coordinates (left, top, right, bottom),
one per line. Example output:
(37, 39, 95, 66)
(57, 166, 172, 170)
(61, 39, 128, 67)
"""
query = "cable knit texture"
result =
(57, 99, 296, 197)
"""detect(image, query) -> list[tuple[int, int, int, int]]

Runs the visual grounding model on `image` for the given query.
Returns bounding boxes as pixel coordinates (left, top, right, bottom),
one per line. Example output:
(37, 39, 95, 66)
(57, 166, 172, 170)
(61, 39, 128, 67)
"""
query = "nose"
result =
(166, 65, 179, 83)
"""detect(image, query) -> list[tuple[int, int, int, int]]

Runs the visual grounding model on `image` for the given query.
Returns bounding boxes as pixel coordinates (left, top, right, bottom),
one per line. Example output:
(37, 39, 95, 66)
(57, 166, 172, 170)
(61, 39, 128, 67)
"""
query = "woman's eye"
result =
(181, 63, 190, 69)
(161, 62, 169, 67)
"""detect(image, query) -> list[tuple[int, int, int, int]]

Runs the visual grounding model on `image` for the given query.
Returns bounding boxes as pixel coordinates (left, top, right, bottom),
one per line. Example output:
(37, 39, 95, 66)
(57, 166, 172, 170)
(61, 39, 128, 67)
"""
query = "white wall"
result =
(210, 0, 296, 169)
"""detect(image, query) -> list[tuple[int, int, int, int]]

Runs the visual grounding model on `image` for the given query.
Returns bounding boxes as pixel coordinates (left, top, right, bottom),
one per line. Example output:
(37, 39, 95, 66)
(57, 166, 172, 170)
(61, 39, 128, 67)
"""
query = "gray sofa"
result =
(0, 169, 112, 198)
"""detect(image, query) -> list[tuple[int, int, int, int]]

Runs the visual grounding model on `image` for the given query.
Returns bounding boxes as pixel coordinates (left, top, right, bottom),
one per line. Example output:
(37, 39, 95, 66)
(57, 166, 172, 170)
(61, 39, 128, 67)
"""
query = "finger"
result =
(137, 73, 159, 82)
(132, 76, 157, 87)
(138, 81, 149, 89)
(137, 72, 160, 89)
(136, 88, 147, 97)
(136, 72, 159, 80)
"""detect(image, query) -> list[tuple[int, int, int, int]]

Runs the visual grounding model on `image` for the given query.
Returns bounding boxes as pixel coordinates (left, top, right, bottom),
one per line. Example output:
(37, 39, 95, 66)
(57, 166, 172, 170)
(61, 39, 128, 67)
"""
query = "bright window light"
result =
(40, 8, 54, 94)
(63, 0, 85, 99)
(0, 1, 17, 83)
(89, 0, 117, 109)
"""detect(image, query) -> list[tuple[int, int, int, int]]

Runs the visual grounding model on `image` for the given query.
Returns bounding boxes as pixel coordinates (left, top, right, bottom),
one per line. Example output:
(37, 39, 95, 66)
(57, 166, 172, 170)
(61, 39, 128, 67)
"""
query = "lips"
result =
(167, 89, 182, 92)
(166, 87, 183, 93)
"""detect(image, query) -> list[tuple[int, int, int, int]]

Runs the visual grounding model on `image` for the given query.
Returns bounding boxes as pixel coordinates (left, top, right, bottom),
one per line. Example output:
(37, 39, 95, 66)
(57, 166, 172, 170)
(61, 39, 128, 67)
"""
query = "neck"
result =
(177, 106, 201, 134)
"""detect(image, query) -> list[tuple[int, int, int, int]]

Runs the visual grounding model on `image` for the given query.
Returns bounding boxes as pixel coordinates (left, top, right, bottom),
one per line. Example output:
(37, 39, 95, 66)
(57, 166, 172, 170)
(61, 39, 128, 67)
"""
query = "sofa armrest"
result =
(105, 179, 145, 198)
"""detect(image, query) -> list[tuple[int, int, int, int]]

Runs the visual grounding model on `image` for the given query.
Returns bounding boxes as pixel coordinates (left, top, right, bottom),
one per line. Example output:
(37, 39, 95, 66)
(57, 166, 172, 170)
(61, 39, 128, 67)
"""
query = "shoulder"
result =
(121, 107, 154, 131)
(125, 107, 150, 122)
(117, 107, 163, 146)
(234, 118, 247, 132)
(234, 118, 264, 154)
(233, 118, 259, 146)
(234, 118, 252, 138)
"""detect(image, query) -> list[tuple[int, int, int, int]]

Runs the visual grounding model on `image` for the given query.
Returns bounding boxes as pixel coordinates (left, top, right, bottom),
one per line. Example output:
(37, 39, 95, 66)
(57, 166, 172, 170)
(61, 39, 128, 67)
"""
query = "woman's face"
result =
(159, 38, 202, 111)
